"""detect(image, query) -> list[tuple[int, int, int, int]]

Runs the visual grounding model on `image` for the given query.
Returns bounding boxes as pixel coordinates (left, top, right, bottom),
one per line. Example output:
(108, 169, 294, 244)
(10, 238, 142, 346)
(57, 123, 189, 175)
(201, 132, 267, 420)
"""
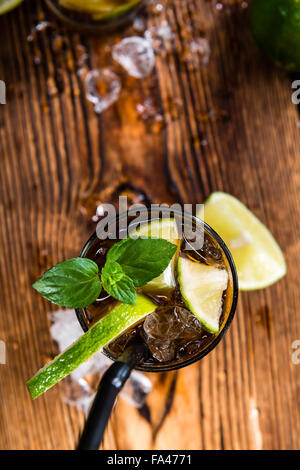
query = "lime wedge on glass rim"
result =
(129, 218, 181, 294)
(177, 257, 228, 334)
(27, 294, 156, 399)
(202, 192, 286, 290)
(0, 0, 22, 14)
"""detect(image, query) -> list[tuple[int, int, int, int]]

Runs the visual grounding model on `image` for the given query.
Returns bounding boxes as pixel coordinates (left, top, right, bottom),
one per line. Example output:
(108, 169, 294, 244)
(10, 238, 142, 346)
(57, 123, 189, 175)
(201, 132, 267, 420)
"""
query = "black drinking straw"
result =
(76, 342, 148, 450)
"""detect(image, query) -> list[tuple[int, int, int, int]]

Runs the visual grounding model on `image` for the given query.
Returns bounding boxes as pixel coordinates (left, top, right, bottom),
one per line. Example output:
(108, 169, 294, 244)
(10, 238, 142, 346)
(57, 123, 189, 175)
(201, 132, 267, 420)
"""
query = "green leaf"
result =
(32, 258, 101, 308)
(107, 237, 177, 287)
(106, 237, 134, 263)
(101, 261, 136, 305)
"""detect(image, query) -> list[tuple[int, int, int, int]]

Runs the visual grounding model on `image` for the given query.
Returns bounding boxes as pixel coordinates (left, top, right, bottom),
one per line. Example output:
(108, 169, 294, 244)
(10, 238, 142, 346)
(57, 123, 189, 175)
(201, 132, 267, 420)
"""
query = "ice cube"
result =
(186, 234, 223, 265)
(143, 307, 188, 362)
(122, 371, 152, 408)
(62, 377, 94, 416)
(49, 309, 83, 350)
(48, 309, 152, 411)
(147, 338, 176, 362)
(143, 306, 205, 362)
(112, 37, 155, 78)
(175, 307, 201, 330)
(175, 307, 203, 341)
(49, 309, 110, 381)
(85, 68, 121, 114)
(144, 21, 173, 52)
(201, 235, 223, 264)
(143, 307, 186, 341)
(177, 340, 202, 358)
(133, 16, 147, 32)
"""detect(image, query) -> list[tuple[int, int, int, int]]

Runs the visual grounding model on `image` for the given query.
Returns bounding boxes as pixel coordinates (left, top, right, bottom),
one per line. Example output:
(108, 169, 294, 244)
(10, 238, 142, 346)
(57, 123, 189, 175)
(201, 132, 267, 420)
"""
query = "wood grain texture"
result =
(0, 0, 299, 450)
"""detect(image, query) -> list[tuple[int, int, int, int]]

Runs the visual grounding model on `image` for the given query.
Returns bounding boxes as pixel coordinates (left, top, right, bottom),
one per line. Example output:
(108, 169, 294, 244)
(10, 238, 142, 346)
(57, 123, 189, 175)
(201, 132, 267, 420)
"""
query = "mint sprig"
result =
(101, 261, 136, 305)
(33, 237, 177, 308)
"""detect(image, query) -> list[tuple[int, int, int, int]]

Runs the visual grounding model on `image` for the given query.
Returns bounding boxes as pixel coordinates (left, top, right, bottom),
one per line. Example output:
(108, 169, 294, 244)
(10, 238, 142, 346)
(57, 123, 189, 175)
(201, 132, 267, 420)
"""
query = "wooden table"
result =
(0, 0, 299, 450)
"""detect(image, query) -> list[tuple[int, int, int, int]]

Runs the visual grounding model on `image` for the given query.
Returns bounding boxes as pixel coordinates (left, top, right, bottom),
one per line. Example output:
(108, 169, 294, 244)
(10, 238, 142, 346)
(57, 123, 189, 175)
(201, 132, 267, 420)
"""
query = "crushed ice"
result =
(136, 97, 164, 127)
(112, 36, 155, 78)
(48, 309, 152, 415)
(133, 16, 147, 32)
(27, 21, 52, 42)
(184, 37, 211, 68)
(144, 21, 174, 52)
(85, 68, 121, 114)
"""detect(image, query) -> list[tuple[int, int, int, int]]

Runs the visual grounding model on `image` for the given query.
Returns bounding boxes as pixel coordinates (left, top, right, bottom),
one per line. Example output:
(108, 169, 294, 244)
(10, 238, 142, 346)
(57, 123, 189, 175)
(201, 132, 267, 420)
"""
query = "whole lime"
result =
(0, 0, 23, 15)
(250, 0, 300, 73)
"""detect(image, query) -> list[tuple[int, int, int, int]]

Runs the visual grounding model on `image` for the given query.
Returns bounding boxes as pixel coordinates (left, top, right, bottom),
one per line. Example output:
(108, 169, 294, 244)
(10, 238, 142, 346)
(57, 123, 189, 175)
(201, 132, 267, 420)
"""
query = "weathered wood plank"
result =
(0, 0, 299, 450)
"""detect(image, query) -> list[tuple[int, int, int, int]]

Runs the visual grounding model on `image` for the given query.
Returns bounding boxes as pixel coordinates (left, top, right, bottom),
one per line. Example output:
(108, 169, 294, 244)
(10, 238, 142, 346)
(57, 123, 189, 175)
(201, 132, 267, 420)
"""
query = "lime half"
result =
(203, 192, 286, 290)
(177, 257, 228, 333)
(129, 218, 180, 294)
(27, 294, 156, 399)
(0, 0, 22, 14)
(250, 0, 300, 73)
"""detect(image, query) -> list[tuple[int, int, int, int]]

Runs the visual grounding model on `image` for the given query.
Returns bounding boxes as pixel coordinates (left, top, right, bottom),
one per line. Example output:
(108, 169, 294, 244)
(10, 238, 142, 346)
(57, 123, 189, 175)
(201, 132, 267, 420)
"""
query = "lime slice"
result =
(59, 0, 112, 15)
(177, 257, 228, 333)
(27, 294, 155, 399)
(92, 0, 140, 20)
(129, 218, 180, 294)
(203, 192, 286, 290)
(0, 0, 23, 15)
(59, 0, 140, 21)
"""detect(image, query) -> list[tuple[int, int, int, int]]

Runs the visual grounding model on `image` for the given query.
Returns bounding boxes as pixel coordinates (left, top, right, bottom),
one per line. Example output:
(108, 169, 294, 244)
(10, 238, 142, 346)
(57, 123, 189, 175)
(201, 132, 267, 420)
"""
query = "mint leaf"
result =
(106, 237, 178, 287)
(32, 258, 101, 308)
(101, 261, 136, 305)
(106, 237, 134, 263)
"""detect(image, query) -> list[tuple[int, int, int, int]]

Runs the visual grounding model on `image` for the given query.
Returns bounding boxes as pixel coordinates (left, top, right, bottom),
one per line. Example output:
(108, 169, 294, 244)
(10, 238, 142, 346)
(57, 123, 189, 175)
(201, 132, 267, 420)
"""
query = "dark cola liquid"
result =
(81, 214, 233, 368)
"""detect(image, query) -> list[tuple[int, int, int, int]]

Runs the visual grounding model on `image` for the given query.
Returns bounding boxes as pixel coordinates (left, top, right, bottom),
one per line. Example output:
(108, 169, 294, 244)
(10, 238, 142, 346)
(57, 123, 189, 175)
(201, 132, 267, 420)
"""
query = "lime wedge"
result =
(0, 0, 22, 15)
(59, 0, 140, 20)
(203, 192, 286, 290)
(129, 218, 180, 294)
(92, 0, 140, 20)
(27, 294, 155, 399)
(177, 257, 228, 333)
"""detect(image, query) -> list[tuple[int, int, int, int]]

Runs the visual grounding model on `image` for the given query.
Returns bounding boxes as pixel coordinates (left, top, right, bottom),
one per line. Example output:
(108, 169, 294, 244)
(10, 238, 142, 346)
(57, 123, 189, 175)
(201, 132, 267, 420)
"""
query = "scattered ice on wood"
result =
(48, 309, 152, 415)
(185, 37, 211, 68)
(85, 68, 121, 114)
(145, 21, 174, 52)
(112, 37, 155, 78)
(133, 16, 147, 32)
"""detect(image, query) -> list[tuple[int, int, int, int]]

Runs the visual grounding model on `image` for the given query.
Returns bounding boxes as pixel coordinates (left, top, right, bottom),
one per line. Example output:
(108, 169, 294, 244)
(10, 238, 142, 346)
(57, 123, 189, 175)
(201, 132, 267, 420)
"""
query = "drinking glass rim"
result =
(75, 208, 239, 372)
(45, 0, 144, 33)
